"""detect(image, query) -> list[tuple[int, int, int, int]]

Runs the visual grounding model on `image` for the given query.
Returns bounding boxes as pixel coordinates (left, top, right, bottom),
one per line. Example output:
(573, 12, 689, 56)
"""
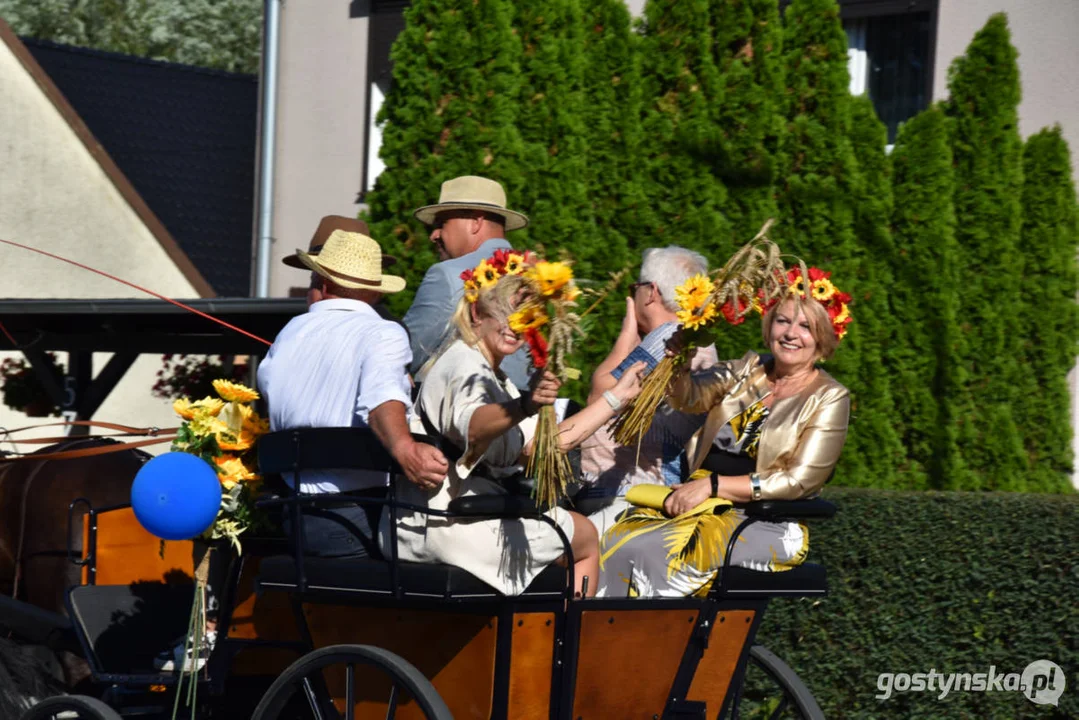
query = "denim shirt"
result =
(402, 239, 531, 390)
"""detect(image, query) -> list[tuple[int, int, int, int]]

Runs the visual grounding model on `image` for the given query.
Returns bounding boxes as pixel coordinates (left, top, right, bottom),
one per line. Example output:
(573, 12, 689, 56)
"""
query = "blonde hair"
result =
(421, 274, 529, 375)
(761, 296, 839, 361)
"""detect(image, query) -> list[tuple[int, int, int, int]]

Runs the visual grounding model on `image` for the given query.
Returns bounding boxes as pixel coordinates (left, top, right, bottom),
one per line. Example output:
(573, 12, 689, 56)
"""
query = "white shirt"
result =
(257, 298, 413, 493)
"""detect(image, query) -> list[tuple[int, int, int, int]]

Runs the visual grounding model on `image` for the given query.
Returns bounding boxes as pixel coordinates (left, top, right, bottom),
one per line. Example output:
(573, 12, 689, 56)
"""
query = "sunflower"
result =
(674, 274, 714, 312)
(528, 261, 573, 297)
(212, 379, 259, 403)
(213, 455, 257, 490)
(788, 275, 806, 297)
(217, 429, 256, 452)
(811, 278, 836, 302)
(190, 411, 228, 439)
(474, 259, 501, 288)
(173, 397, 198, 420)
(504, 252, 527, 275)
(677, 302, 718, 331)
(508, 305, 549, 333)
(464, 279, 480, 304)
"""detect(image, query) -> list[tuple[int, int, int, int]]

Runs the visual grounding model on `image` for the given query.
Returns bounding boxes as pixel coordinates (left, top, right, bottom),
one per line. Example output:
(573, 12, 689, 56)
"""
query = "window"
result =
(841, 0, 938, 142)
(361, 1, 408, 199)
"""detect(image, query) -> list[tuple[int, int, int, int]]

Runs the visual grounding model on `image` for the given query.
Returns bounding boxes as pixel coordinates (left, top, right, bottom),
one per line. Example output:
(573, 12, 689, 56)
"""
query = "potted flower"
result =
(0, 353, 64, 417)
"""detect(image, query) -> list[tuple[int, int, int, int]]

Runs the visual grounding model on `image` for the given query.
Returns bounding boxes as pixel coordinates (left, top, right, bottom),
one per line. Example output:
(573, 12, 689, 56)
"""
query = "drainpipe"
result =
(254, 0, 282, 298)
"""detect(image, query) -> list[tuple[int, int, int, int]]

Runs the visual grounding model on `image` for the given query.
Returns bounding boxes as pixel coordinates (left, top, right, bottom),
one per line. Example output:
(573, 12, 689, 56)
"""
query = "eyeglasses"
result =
(629, 281, 654, 294)
(432, 210, 486, 230)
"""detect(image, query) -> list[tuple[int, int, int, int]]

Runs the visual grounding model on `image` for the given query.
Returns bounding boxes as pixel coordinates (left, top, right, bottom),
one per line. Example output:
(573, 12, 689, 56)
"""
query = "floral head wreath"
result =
(759, 266, 852, 340)
(459, 249, 536, 303)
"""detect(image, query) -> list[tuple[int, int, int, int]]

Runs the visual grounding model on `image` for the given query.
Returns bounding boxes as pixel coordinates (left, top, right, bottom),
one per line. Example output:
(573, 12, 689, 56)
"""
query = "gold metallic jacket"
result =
(669, 351, 850, 500)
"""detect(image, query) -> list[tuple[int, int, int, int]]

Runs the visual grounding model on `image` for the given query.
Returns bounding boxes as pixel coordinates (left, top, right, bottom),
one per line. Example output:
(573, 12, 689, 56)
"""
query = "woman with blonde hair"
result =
(383, 250, 646, 598)
(597, 267, 852, 598)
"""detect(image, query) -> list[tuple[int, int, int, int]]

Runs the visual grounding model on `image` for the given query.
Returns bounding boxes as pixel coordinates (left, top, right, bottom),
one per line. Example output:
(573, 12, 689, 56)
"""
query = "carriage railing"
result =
(254, 427, 577, 603)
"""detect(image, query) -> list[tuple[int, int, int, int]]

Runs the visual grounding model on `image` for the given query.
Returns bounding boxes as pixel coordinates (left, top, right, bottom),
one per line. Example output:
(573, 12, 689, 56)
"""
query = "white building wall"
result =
(0, 36, 201, 450)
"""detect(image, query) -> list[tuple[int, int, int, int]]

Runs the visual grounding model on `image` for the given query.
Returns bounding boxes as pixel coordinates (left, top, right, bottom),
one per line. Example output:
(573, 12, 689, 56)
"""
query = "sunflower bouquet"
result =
(171, 378, 270, 551)
(507, 259, 583, 509)
(611, 220, 788, 448)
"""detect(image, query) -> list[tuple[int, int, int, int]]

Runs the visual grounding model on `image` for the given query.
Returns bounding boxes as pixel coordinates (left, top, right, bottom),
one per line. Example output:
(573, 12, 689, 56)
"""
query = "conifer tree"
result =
(841, 95, 904, 488)
(710, 0, 785, 241)
(945, 14, 1027, 489)
(511, 0, 594, 258)
(1016, 127, 1078, 492)
(364, 0, 527, 317)
(637, 0, 728, 260)
(889, 106, 966, 489)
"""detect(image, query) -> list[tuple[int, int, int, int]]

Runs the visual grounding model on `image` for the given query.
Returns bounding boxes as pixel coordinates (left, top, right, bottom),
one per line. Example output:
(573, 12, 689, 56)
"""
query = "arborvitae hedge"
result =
(363, 0, 527, 318)
(756, 487, 1079, 718)
(1017, 127, 1078, 492)
(840, 95, 904, 489)
(638, 0, 729, 257)
(946, 14, 1028, 491)
(889, 106, 965, 490)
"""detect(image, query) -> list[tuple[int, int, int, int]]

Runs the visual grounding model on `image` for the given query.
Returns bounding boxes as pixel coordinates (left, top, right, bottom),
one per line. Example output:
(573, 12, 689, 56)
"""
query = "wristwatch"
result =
(749, 472, 762, 501)
(710, 472, 719, 498)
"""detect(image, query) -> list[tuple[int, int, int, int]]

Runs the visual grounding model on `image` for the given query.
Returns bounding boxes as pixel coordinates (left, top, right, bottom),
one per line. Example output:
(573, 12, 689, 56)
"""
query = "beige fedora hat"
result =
(413, 175, 529, 231)
(295, 229, 406, 294)
(283, 215, 397, 270)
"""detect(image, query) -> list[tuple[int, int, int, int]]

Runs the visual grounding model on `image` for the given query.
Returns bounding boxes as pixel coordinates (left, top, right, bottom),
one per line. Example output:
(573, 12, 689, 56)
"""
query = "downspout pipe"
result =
(254, 0, 282, 298)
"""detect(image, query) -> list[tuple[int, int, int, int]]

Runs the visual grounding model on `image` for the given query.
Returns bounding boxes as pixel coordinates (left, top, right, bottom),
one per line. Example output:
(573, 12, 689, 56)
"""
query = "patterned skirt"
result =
(596, 503, 810, 598)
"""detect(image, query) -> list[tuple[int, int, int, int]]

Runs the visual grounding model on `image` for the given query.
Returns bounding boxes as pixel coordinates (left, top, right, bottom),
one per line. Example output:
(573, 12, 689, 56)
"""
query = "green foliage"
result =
(889, 106, 966, 489)
(0, 0, 262, 73)
(638, 0, 729, 256)
(1016, 127, 1078, 492)
(837, 95, 904, 489)
(946, 14, 1028, 490)
(363, 0, 528, 318)
(757, 487, 1079, 718)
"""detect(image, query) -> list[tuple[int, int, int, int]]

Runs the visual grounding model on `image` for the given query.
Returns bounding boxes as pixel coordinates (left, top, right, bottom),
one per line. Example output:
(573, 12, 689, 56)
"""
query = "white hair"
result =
(639, 246, 709, 312)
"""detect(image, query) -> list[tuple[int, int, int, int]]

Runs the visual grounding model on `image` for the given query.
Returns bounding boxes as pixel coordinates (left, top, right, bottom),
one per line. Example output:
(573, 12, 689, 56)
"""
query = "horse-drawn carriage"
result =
(1, 299, 834, 719)
(7, 424, 834, 720)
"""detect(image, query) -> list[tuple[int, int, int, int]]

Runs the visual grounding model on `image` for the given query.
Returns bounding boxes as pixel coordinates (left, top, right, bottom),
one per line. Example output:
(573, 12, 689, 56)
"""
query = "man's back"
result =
(258, 298, 413, 493)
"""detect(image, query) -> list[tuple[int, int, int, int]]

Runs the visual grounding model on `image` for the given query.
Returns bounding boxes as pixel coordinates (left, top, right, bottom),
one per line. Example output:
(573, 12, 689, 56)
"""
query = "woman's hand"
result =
(611, 361, 647, 405)
(663, 477, 712, 517)
(529, 370, 562, 407)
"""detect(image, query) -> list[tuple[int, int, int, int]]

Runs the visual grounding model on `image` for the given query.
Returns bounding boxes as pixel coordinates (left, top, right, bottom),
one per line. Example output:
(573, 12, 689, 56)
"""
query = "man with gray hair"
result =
(579, 246, 719, 533)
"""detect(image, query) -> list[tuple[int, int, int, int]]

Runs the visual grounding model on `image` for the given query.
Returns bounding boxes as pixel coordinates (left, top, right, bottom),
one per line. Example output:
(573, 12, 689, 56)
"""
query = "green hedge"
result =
(755, 487, 1079, 718)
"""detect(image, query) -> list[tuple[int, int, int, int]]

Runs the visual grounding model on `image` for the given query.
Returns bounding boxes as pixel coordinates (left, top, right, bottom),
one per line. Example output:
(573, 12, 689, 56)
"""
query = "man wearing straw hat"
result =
(259, 219, 448, 559)
(283, 215, 397, 309)
(405, 175, 531, 389)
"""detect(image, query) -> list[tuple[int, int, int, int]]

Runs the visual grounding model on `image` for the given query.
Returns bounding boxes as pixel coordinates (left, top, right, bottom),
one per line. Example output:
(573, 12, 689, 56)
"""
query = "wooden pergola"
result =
(0, 298, 306, 434)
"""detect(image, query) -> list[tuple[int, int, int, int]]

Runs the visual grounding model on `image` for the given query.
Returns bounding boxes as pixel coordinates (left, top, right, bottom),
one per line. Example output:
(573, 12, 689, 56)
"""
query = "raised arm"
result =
(667, 351, 757, 414)
(587, 297, 640, 405)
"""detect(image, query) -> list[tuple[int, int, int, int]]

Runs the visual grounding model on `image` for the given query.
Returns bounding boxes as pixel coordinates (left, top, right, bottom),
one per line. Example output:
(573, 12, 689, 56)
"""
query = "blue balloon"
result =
(131, 452, 222, 540)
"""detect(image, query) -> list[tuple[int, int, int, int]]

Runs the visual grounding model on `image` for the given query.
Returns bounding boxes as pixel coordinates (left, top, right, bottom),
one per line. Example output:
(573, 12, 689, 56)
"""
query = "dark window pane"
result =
(864, 12, 931, 142)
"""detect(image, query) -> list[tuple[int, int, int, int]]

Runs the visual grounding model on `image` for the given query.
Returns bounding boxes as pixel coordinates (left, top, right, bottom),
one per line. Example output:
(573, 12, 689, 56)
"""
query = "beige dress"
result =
(379, 340, 576, 596)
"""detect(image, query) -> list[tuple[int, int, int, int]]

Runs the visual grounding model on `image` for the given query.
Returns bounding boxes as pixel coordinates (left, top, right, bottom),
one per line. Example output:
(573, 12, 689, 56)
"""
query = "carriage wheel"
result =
(18, 694, 122, 720)
(251, 644, 452, 720)
(727, 645, 824, 720)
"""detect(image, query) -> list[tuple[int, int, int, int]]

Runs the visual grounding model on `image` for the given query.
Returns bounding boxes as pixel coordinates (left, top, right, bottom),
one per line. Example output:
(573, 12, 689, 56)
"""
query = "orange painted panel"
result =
(86, 508, 194, 586)
(507, 612, 555, 719)
(302, 605, 497, 720)
(227, 556, 300, 642)
(572, 609, 698, 720)
(685, 610, 756, 716)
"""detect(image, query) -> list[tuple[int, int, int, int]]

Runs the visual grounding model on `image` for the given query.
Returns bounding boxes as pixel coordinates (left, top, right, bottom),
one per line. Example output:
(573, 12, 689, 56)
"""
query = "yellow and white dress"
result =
(596, 399, 809, 599)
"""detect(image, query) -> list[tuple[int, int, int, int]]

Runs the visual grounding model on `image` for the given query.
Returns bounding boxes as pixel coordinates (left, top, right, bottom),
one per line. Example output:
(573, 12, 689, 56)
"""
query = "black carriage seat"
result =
(66, 583, 197, 676)
(255, 428, 572, 602)
(256, 555, 566, 601)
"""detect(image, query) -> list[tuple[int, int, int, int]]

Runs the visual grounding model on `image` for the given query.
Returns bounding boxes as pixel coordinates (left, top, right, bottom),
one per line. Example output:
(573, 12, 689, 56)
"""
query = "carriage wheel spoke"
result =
(302, 676, 327, 720)
(385, 684, 399, 720)
(768, 694, 790, 720)
(345, 663, 355, 720)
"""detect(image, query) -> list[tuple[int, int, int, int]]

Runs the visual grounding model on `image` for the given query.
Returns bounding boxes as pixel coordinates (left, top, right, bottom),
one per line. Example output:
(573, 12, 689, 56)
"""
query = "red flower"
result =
(460, 268, 475, 283)
(720, 298, 748, 325)
(489, 249, 510, 271)
(524, 328, 549, 369)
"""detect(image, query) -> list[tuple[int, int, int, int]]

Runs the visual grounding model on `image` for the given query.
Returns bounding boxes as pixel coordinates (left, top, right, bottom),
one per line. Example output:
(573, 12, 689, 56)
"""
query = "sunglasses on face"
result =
(432, 211, 483, 230)
(629, 281, 654, 294)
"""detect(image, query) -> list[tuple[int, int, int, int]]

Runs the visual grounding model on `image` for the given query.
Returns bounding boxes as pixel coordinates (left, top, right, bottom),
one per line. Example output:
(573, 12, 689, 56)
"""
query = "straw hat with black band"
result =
(295, 228, 406, 295)
(283, 215, 397, 270)
(413, 176, 529, 231)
